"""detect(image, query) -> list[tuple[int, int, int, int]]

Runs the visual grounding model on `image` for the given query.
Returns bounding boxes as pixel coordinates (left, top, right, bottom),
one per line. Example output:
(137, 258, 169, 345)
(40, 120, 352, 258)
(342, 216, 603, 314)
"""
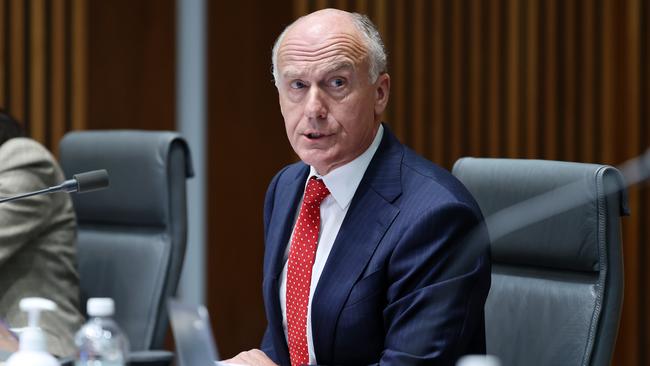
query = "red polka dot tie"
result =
(286, 177, 330, 366)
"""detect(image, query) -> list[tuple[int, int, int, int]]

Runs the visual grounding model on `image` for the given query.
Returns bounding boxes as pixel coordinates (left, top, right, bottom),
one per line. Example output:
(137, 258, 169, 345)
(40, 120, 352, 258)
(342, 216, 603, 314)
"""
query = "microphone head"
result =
(73, 170, 110, 193)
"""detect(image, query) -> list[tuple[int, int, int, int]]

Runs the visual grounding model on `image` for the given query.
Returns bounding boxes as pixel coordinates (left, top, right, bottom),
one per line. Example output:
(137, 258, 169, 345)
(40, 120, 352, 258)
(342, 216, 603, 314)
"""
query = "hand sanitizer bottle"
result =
(6, 297, 59, 366)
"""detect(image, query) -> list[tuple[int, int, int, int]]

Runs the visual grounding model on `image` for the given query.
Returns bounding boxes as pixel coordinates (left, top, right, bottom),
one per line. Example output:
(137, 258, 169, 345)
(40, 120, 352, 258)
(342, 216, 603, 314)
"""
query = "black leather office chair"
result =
(452, 158, 627, 366)
(59, 130, 193, 365)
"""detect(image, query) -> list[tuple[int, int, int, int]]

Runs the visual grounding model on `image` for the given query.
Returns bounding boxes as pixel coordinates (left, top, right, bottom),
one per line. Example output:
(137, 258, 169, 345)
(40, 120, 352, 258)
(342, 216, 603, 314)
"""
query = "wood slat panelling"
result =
(543, 0, 559, 160)
(431, 0, 444, 163)
(525, 0, 540, 157)
(450, 0, 464, 162)
(580, 0, 596, 161)
(0, 0, 86, 150)
(0, 0, 6, 106)
(71, 0, 85, 131)
(468, 0, 483, 158)
(50, 0, 66, 155)
(601, 0, 615, 163)
(373, 0, 387, 38)
(390, 1, 406, 139)
(487, 0, 502, 158)
(29, 0, 45, 143)
(620, 0, 643, 364)
(207, 1, 295, 358)
(294, 1, 649, 364)
(9, 0, 25, 124)
(506, 0, 520, 158)
(86, 0, 175, 131)
(411, 0, 425, 153)
(563, 0, 577, 162)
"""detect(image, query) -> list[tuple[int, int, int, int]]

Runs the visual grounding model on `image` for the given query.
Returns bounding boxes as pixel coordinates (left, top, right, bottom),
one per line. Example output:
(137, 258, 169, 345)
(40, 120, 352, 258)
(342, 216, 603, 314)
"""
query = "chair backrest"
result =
(452, 157, 627, 366)
(59, 130, 193, 352)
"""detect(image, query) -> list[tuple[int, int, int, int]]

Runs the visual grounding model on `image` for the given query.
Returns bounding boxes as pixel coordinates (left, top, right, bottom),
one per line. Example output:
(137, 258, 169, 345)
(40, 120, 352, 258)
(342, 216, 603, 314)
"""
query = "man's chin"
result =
(298, 152, 336, 174)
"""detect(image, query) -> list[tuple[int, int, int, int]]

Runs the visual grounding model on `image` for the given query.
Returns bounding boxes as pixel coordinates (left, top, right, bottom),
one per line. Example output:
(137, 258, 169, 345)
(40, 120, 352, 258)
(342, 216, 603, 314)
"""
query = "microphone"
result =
(0, 169, 109, 204)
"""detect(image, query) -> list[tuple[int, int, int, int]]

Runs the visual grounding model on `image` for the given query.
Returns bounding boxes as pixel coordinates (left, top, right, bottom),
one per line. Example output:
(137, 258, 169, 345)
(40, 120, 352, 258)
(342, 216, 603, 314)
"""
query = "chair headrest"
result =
(453, 157, 628, 271)
(59, 130, 193, 227)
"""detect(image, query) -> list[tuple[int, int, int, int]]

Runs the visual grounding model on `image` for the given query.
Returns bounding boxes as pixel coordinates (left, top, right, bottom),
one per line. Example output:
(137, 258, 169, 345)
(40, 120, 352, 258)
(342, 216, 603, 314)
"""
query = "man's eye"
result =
(290, 80, 306, 89)
(329, 78, 345, 88)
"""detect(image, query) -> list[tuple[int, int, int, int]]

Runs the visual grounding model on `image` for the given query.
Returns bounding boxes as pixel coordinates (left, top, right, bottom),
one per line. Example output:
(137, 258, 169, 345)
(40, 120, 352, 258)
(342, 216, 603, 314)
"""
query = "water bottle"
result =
(456, 355, 502, 366)
(75, 298, 130, 366)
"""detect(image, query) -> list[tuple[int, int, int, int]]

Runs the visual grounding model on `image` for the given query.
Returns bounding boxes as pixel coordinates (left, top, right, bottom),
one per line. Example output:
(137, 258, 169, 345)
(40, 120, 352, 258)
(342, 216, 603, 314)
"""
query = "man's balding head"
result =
(272, 9, 386, 85)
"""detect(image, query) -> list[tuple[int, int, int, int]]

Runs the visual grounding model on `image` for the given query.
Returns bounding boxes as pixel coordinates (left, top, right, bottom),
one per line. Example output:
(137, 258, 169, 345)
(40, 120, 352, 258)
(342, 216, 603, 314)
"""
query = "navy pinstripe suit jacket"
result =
(261, 125, 491, 365)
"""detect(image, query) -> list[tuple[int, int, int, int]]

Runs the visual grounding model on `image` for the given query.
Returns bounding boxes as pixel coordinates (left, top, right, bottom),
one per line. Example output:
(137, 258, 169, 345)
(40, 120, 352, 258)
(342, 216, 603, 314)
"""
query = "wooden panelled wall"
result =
(0, 0, 87, 153)
(207, 0, 296, 359)
(295, 1, 649, 365)
(85, 0, 175, 131)
(0, 0, 175, 143)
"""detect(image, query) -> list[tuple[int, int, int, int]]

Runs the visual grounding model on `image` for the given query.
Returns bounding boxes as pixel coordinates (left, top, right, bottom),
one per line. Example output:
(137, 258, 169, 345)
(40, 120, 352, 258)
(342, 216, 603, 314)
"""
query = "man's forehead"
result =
(280, 60, 356, 79)
(276, 10, 371, 80)
(279, 11, 367, 56)
(277, 33, 368, 75)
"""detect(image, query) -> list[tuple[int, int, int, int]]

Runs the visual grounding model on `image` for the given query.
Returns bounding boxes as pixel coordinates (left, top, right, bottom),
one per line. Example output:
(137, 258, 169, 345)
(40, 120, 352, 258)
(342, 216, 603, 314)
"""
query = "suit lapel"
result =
(311, 127, 404, 363)
(267, 165, 309, 279)
(264, 164, 309, 365)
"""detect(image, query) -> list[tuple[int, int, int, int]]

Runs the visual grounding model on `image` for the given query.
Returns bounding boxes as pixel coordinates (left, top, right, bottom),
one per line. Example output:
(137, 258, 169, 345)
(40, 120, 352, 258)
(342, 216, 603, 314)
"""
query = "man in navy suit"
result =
(227, 8, 490, 366)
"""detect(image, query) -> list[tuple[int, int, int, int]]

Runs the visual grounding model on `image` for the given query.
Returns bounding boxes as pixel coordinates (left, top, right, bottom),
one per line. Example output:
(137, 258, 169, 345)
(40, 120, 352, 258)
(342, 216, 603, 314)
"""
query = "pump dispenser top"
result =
(6, 297, 59, 366)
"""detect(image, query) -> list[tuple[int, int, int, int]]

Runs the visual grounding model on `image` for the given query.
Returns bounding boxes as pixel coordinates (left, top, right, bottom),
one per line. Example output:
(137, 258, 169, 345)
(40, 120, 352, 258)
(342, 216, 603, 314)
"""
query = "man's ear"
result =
(374, 73, 390, 116)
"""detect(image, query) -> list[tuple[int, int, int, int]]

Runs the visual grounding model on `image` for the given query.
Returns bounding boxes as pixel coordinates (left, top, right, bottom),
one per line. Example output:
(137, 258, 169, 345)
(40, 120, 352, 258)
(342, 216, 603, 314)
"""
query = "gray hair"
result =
(271, 12, 387, 85)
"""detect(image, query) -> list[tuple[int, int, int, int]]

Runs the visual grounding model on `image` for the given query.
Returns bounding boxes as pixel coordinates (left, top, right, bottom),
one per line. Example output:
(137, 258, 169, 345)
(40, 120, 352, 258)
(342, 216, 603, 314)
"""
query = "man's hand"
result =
(224, 349, 278, 366)
(0, 321, 18, 353)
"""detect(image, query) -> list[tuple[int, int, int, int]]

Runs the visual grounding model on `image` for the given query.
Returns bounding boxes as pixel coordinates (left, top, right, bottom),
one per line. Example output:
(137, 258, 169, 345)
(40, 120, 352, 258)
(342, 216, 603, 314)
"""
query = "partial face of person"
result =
(276, 11, 390, 175)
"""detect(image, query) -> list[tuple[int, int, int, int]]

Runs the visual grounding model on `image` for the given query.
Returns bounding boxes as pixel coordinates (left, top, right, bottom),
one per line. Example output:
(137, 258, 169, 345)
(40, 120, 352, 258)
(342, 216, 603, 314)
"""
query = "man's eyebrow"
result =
(282, 69, 302, 80)
(323, 62, 354, 74)
(280, 62, 355, 80)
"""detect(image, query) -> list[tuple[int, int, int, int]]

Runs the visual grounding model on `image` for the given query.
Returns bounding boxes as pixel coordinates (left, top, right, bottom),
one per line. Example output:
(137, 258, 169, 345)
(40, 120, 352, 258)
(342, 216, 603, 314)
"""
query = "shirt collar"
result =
(309, 124, 384, 210)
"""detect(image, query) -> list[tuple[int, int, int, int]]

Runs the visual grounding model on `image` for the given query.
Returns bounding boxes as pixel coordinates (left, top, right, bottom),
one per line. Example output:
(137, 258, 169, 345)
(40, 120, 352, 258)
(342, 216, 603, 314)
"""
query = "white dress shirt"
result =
(279, 125, 384, 364)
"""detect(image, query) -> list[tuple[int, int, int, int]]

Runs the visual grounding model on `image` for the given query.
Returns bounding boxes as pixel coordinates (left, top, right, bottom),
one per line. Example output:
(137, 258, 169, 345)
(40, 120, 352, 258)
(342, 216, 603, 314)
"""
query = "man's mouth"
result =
(305, 132, 329, 140)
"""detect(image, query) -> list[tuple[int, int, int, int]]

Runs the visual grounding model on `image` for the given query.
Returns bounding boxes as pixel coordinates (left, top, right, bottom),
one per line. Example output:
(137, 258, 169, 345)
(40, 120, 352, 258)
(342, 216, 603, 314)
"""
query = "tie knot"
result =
(304, 177, 330, 205)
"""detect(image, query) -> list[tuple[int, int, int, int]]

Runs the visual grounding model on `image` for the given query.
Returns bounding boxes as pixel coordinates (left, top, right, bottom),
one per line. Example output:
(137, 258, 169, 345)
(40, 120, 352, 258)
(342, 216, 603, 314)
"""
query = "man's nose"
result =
(304, 87, 327, 120)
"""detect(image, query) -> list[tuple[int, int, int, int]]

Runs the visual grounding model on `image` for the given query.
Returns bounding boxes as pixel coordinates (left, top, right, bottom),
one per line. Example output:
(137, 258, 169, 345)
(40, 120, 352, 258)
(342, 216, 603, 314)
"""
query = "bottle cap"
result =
(87, 298, 115, 317)
(456, 355, 502, 366)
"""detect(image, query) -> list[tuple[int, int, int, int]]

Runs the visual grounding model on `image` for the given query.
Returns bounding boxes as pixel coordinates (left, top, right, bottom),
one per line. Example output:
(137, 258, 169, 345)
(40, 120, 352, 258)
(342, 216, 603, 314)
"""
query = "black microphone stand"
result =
(0, 170, 109, 204)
